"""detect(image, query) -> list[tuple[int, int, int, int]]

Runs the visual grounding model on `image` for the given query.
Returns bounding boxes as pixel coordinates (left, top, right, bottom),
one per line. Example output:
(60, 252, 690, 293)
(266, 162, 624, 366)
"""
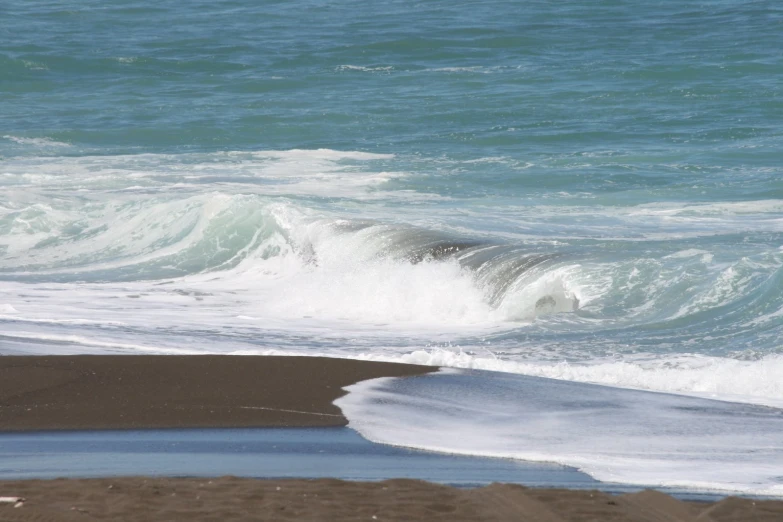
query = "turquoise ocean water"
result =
(1, 0, 782, 494)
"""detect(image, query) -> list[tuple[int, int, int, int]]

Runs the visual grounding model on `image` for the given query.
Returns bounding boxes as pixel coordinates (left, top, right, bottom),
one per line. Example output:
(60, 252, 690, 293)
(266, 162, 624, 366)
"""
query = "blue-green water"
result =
(1, 0, 782, 493)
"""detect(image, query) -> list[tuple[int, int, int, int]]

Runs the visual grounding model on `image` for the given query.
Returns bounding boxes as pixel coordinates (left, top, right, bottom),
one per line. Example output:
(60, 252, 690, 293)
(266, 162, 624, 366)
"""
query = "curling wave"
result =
(1, 150, 781, 405)
(0, 192, 581, 328)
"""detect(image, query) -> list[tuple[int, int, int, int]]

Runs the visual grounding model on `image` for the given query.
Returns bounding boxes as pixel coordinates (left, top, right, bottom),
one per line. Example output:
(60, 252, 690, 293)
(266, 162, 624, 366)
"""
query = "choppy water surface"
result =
(1, 0, 782, 494)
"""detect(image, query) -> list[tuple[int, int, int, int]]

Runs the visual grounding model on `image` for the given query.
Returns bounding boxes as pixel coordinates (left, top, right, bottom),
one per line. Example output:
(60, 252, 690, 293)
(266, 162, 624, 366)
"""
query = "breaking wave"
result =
(0, 192, 579, 325)
(1, 149, 781, 412)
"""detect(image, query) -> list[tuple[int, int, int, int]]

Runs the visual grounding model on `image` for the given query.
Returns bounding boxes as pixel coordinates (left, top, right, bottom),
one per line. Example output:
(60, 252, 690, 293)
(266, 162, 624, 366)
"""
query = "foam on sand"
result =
(337, 369, 783, 496)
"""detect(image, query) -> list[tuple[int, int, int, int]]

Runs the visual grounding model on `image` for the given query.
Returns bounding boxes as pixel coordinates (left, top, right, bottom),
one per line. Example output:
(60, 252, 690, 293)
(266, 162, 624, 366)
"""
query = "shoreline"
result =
(0, 355, 433, 431)
(0, 426, 604, 490)
(2, 355, 782, 521)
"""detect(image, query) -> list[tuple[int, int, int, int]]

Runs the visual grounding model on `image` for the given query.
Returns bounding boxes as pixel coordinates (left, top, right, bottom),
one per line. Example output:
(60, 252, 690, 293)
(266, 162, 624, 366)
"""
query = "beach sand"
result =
(1, 355, 781, 521)
(0, 355, 432, 430)
(1, 476, 782, 521)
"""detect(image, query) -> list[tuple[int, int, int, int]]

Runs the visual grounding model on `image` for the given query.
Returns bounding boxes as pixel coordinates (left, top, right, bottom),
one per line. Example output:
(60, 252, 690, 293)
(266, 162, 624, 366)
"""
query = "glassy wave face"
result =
(2, 0, 782, 494)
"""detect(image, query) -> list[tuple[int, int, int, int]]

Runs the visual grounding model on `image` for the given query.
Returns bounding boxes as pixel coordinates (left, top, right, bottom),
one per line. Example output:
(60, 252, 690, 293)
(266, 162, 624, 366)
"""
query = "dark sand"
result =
(0, 355, 431, 430)
(1, 477, 782, 522)
(1, 355, 782, 521)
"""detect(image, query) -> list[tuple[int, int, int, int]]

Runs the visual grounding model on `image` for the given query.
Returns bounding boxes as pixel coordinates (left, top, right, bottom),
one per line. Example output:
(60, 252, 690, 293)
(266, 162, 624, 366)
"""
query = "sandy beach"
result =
(1, 355, 781, 522)
(0, 355, 432, 430)
(1, 476, 782, 521)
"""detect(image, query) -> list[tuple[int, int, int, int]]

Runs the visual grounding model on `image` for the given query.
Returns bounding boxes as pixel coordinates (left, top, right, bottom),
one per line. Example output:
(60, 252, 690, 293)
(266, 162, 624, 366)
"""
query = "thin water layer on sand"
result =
(0, 427, 593, 489)
(337, 370, 783, 497)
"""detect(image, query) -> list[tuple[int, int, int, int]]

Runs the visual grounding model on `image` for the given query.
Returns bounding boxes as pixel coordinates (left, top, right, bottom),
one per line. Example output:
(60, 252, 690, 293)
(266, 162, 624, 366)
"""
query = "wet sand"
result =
(1, 476, 782, 522)
(1, 355, 782, 521)
(0, 355, 432, 430)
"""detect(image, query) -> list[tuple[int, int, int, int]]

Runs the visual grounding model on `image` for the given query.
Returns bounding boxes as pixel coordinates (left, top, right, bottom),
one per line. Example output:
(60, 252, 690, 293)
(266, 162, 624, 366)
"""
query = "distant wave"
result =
(3, 135, 71, 148)
(336, 65, 394, 72)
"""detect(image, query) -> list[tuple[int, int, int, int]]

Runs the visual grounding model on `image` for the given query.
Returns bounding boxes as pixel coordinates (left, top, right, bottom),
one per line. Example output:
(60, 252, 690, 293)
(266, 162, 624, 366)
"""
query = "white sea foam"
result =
(664, 248, 713, 262)
(0, 150, 410, 203)
(633, 200, 783, 216)
(336, 370, 783, 495)
(336, 65, 394, 72)
(20, 61, 48, 71)
(0, 304, 18, 314)
(261, 258, 495, 326)
(449, 200, 783, 246)
(3, 135, 70, 147)
(1, 331, 202, 355)
(424, 65, 521, 74)
(428, 66, 490, 73)
(257, 148, 394, 161)
(381, 350, 783, 409)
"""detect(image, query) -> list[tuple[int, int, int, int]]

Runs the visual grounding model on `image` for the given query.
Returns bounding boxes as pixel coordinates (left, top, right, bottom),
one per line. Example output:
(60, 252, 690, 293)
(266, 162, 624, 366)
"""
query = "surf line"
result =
(238, 406, 342, 417)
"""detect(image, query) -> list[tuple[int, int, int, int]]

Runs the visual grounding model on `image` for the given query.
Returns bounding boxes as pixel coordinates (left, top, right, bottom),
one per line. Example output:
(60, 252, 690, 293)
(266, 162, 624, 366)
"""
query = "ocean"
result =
(1, 0, 782, 495)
